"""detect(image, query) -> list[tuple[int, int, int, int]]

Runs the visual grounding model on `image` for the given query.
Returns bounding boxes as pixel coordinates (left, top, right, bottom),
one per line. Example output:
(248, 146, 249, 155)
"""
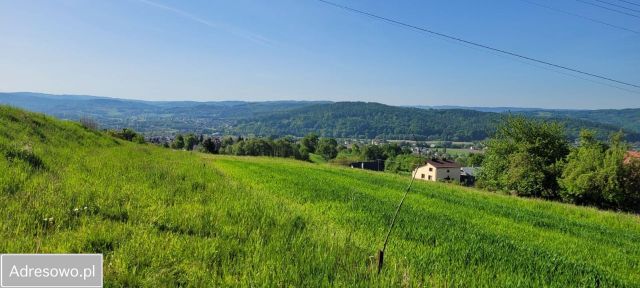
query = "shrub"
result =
(477, 116, 569, 198)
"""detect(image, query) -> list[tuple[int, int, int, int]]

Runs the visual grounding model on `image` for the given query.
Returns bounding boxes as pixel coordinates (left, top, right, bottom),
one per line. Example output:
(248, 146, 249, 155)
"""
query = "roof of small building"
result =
(425, 159, 461, 168)
(461, 167, 478, 176)
(625, 151, 640, 164)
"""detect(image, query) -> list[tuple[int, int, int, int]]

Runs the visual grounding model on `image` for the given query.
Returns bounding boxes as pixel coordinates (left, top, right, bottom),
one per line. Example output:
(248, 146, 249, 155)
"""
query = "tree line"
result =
(161, 131, 484, 175)
(163, 132, 344, 162)
(478, 117, 640, 212)
(162, 132, 461, 174)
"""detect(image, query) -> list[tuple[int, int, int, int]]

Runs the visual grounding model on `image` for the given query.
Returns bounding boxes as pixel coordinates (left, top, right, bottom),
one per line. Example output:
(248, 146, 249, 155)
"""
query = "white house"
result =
(413, 159, 461, 182)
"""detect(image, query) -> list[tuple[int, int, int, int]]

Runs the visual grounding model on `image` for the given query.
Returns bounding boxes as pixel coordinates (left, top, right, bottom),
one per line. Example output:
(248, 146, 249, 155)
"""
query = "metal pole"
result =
(378, 165, 419, 274)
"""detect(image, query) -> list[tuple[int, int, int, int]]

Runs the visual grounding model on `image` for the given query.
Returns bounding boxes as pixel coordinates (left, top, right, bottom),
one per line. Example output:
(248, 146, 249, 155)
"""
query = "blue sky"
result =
(1, 0, 639, 108)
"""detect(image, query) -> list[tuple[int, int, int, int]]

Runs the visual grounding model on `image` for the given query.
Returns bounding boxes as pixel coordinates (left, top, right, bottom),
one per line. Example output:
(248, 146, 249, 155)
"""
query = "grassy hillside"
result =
(1, 106, 640, 286)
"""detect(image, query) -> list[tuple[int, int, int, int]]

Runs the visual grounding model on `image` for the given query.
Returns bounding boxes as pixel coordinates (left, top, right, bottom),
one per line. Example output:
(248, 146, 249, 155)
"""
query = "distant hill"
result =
(411, 105, 545, 113)
(1, 92, 638, 141)
(0, 92, 327, 135)
(235, 102, 500, 141)
(514, 109, 640, 134)
(235, 102, 640, 141)
(414, 105, 640, 133)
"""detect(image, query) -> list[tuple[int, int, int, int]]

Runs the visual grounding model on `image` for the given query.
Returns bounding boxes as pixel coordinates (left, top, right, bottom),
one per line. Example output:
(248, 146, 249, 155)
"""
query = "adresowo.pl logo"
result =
(1, 254, 102, 288)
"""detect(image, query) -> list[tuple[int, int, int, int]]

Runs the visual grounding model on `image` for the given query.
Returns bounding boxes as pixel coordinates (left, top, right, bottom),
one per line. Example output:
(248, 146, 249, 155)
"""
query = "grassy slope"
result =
(1, 106, 639, 287)
(309, 153, 328, 164)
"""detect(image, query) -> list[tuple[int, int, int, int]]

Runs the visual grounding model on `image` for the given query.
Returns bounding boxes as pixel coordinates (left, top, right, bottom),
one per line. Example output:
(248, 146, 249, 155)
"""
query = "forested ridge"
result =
(1, 93, 638, 141)
(234, 102, 640, 141)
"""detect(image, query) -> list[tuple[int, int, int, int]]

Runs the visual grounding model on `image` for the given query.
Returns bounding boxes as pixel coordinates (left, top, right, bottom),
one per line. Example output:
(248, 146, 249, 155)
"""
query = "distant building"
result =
(413, 159, 461, 182)
(350, 160, 385, 171)
(460, 167, 479, 186)
(625, 151, 640, 165)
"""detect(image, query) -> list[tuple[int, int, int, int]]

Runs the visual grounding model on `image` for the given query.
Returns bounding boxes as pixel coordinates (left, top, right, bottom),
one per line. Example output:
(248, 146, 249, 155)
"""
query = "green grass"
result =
(1, 106, 640, 287)
(309, 153, 328, 164)
(441, 148, 470, 156)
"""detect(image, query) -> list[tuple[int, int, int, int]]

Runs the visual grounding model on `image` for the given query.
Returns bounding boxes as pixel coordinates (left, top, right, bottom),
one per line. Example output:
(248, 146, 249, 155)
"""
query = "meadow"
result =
(1, 106, 640, 287)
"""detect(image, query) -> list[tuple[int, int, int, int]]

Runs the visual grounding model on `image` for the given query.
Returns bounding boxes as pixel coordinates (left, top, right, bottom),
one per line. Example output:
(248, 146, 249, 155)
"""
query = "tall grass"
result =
(1, 106, 639, 286)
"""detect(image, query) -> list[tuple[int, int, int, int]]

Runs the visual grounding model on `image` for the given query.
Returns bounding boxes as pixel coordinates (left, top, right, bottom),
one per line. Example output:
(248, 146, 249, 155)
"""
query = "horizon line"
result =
(1, 91, 638, 111)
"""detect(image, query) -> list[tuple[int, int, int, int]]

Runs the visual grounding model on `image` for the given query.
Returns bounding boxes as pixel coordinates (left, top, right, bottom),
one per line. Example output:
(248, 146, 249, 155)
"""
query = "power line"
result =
(314, 0, 640, 90)
(614, 0, 640, 8)
(518, 0, 640, 35)
(427, 23, 640, 94)
(593, 0, 640, 13)
(575, 0, 640, 18)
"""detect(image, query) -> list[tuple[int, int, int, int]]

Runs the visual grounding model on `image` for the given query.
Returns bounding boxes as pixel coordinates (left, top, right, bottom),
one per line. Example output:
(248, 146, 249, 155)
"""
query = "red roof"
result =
(426, 159, 461, 168)
(625, 151, 640, 164)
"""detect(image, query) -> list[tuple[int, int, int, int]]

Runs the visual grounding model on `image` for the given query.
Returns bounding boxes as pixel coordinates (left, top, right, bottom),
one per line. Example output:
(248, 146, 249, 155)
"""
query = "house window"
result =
(421, 174, 425, 179)
(428, 175, 432, 180)
(429, 168, 433, 172)
(447, 169, 450, 173)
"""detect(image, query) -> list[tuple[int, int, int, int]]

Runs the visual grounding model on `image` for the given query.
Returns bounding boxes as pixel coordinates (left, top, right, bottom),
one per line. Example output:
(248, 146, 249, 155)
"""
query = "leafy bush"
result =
(316, 138, 338, 160)
(108, 128, 144, 143)
(560, 131, 640, 212)
(477, 116, 569, 198)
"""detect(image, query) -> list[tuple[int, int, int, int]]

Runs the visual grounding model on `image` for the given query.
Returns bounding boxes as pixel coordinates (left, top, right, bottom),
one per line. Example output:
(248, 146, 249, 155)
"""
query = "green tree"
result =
(221, 136, 235, 147)
(559, 131, 638, 211)
(201, 137, 220, 154)
(362, 144, 385, 161)
(622, 158, 640, 212)
(316, 138, 338, 160)
(108, 128, 140, 142)
(119, 128, 137, 141)
(232, 140, 247, 155)
(171, 134, 185, 150)
(295, 144, 310, 161)
(558, 130, 605, 204)
(599, 132, 627, 209)
(477, 116, 569, 198)
(381, 143, 402, 159)
(184, 134, 198, 151)
(352, 143, 361, 155)
(301, 133, 319, 153)
(273, 138, 295, 158)
(385, 154, 425, 174)
(459, 153, 484, 167)
(132, 134, 146, 144)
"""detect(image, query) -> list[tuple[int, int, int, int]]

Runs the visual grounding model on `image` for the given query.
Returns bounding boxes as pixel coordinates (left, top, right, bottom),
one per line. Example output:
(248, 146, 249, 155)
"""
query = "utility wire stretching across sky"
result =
(575, 0, 640, 18)
(441, 28, 640, 94)
(615, 0, 640, 7)
(518, 0, 640, 34)
(593, 0, 640, 13)
(314, 0, 640, 91)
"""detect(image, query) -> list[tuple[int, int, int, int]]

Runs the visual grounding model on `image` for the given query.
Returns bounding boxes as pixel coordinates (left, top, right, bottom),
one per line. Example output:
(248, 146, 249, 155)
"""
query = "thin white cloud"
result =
(134, 0, 273, 46)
